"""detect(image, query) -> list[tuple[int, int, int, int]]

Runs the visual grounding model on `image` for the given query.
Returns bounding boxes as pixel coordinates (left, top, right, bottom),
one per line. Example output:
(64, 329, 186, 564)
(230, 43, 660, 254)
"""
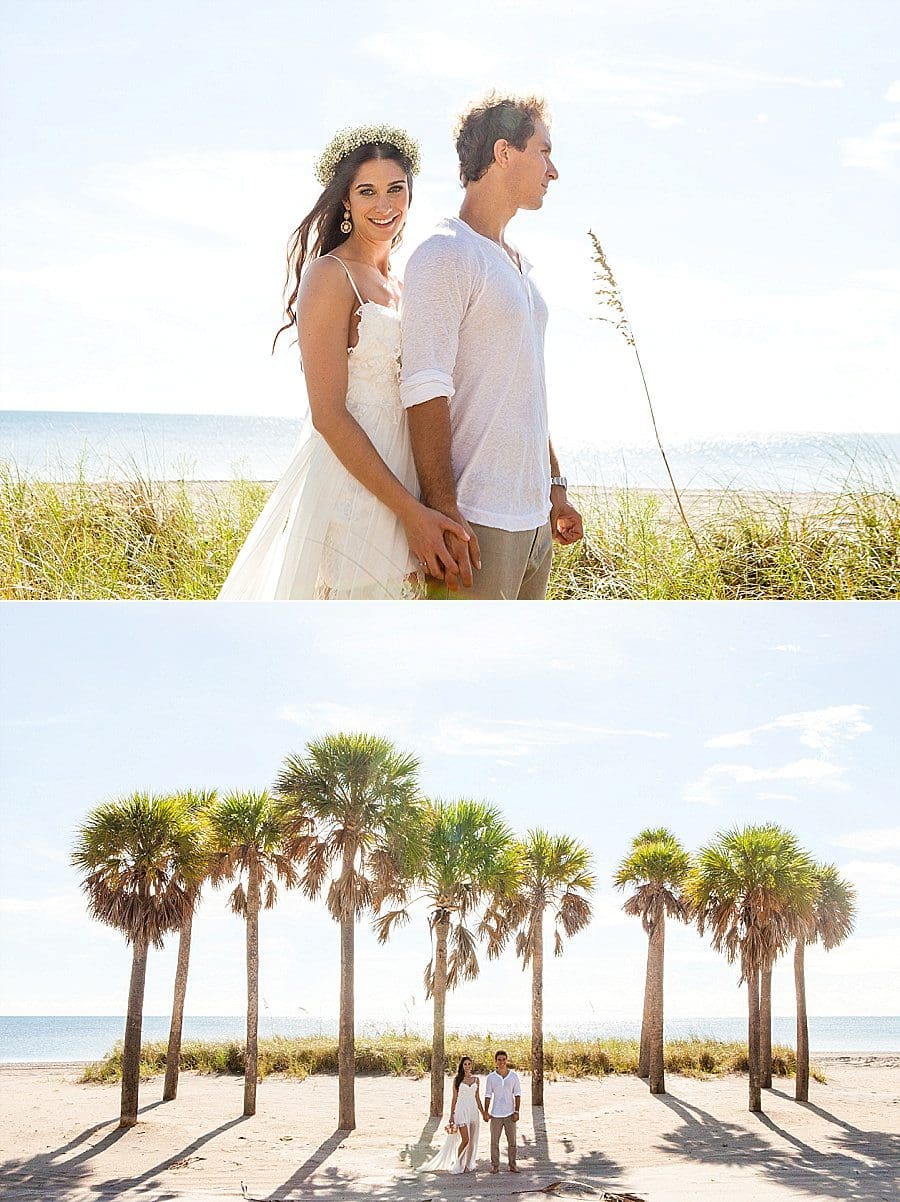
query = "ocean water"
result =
(1, 411, 898, 493)
(1, 1014, 897, 1063)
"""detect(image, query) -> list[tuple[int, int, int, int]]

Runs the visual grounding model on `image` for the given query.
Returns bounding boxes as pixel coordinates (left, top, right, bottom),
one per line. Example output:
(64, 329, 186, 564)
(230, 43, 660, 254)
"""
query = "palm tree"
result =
(687, 824, 816, 1113)
(489, 830, 595, 1108)
(794, 863, 856, 1102)
(614, 828, 691, 1095)
(373, 798, 517, 1117)
(71, 792, 206, 1127)
(163, 788, 216, 1102)
(207, 789, 298, 1117)
(276, 732, 421, 1131)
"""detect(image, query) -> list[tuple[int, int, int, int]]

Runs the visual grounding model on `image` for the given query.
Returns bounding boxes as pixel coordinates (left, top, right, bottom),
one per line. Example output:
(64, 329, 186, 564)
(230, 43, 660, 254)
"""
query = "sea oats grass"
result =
(547, 488, 899, 600)
(80, 1034, 822, 1084)
(0, 466, 267, 599)
(2, 465, 896, 599)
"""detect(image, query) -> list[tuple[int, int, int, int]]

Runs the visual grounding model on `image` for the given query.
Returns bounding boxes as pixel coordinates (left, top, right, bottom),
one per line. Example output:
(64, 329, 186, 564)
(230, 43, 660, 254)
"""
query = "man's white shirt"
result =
(485, 1069, 522, 1117)
(400, 217, 551, 533)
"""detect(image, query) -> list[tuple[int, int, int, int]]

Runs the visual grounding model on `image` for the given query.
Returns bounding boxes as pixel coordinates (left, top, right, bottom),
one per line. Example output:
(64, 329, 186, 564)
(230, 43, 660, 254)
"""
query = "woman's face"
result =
(462, 1057, 472, 1073)
(345, 157, 410, 244)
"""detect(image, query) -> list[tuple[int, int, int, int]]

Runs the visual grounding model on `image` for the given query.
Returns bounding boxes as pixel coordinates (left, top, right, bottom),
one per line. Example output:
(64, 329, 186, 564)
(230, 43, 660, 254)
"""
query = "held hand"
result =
(483, 1110, 491, 1123)
(439, 510, 482, 592)
(402, 502, 471, 582)
(550, 490, 584, 546)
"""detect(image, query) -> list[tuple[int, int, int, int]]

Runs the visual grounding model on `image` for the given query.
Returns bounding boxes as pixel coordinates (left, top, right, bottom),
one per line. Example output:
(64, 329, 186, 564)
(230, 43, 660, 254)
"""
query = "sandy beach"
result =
(1, 1057, 897, 1201)
(176, 482, 853, 525)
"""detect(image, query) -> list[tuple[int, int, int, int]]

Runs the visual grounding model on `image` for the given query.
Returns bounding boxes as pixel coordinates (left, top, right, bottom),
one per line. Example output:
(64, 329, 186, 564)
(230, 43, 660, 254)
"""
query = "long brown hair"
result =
(274, 143, 415, 349)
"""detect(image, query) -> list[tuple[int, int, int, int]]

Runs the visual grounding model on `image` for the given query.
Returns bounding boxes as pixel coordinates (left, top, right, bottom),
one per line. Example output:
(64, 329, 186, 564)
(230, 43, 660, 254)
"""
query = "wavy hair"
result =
(274, 142, 415, 349)
(454, 91, 549, 185)
(453, 1055, 471, 1090)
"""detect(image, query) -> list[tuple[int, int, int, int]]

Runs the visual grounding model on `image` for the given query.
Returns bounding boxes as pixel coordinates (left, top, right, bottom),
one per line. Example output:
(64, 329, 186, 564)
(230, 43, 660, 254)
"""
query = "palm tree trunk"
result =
(244, 864, 260, 1117)
(647, 913, 665, 1095)
(338, 847, 357, 1131)
(794, 939, 810, 1102)
(430, 914, 450, 1117)
(747, 966, 762, 1113)
(532, 911, 545, 1107)
(760, 956, 773, 1089)
(163, 908, 194, 1101)
(120, 937, 149, 1127)
(637, 931, 653, 1078)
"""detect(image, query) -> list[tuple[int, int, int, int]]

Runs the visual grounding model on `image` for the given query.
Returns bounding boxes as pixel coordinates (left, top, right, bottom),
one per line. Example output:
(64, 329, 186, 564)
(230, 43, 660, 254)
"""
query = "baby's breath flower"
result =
(314, 124, 421, 187)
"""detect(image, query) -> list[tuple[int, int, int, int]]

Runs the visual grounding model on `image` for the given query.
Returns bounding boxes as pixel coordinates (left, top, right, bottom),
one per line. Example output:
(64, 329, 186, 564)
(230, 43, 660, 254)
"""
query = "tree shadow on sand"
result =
(260, 1106, 626, 1201)
(655, 1089, 899, 1202)
(0, 1113, 247, 1202)
(263, 1128, 348, 1198)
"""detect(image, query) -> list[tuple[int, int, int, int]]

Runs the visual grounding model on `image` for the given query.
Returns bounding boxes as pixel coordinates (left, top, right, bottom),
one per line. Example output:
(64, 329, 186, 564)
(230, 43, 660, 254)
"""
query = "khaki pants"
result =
(427, 522, 553, 601)
(490, 1114, 517, 1168)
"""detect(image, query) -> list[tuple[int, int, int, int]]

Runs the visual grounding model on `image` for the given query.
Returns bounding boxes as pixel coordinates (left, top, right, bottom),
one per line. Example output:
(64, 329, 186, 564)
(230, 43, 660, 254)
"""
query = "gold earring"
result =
(340, 208, 352, 234)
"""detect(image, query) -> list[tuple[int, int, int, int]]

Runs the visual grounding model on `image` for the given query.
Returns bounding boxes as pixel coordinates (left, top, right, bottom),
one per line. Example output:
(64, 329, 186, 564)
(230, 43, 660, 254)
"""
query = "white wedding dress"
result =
(418, 1080, 481, 1174)
(219, 259, 422, 600)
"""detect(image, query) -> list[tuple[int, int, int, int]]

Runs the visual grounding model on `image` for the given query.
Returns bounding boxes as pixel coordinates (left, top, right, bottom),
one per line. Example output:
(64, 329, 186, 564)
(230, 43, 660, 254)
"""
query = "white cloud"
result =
(886, 81, 900, 103)
(831, 827, 900, 853)
(277, 702, 399, 736)
(547, 54, 842, 108)
(635, 111, 684, 130)
(354, 32, 500, 79)
(705, 704, 871, 753)
(685, 759, 844, 804)
(842, 117, 900, 174)
(430, 715, 670, 758)
(771, 644, 801, 653)
(0, 894, 82, 917)
(841, 860, 900, 896)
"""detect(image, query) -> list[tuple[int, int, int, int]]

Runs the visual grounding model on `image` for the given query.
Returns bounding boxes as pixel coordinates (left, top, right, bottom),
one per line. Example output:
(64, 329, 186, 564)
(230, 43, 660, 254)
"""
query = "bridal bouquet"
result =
(445, 1120, 458, 1134)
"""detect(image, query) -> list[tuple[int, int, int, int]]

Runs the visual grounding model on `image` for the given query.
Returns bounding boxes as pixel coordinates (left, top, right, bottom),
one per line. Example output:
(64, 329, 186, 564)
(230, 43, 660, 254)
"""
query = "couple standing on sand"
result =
(418, 1051, 522, 1176)
(219, 91, 583, 602)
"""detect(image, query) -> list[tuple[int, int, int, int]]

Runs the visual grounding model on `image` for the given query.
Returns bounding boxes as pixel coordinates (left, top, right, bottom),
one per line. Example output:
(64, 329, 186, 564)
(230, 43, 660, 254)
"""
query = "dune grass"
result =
(2, 465, 897, 599)
(549, 487, 899, 600)
(0, 468, 268, 600)
(80, 1033, 822, 1084)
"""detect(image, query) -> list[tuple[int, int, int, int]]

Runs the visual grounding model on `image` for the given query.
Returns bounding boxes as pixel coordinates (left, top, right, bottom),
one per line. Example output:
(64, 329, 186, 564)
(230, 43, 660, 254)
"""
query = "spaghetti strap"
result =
(324, 254, 365, 308)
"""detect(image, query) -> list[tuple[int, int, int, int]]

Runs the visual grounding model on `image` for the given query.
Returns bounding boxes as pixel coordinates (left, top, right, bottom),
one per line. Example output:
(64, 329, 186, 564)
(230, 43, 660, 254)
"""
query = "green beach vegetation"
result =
(80, 1032, 820, 1085)
(70, 737, 854, 1125)
(2, 467, 897, 599)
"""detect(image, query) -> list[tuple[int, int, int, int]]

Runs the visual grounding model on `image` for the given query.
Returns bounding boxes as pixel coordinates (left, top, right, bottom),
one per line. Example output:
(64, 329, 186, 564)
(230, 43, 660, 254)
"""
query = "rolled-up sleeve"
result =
(400, 237, 470, 409)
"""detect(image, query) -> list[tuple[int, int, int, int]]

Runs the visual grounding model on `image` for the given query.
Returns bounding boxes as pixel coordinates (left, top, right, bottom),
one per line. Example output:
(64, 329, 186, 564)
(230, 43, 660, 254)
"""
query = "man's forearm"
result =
(549, 437, 561, 479)
(407, 397, 459, 513)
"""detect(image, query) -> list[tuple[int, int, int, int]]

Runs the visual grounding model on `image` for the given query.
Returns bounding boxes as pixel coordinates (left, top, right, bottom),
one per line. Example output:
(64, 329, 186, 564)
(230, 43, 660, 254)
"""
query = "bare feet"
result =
(490, 1166, 499, 1174)
(509, 1165, 519, 1172)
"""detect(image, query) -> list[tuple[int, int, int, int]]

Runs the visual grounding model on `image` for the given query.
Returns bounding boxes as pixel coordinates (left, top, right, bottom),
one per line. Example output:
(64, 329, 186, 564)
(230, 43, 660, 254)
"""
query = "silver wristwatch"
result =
(550, 476, 568, 489)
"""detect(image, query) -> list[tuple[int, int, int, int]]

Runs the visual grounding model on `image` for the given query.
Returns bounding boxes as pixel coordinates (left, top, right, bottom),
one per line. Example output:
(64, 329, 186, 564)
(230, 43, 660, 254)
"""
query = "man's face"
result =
(496, 1054, 508, 1072)
(507, 119, 557, 211)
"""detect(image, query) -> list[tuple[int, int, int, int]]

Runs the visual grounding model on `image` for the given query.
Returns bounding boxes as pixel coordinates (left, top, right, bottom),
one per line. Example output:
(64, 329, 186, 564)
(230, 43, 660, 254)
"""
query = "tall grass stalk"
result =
(80, 1033, 823, 1084)
(589, 231, 701, 556)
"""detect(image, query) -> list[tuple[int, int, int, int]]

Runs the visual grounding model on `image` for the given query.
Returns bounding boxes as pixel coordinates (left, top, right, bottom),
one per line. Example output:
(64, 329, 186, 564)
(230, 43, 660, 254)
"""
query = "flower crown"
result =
(314, 124, 421, 188)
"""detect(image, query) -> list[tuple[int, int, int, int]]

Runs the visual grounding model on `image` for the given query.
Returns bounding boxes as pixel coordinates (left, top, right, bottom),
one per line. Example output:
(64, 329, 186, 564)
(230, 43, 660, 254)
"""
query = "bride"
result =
(219, 124, 468, 600)
(418, 1056, 485, 1174)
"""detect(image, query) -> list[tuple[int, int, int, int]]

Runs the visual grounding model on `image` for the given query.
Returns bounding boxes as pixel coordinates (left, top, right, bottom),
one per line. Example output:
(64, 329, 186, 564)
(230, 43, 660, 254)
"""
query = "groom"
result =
(483, 1049, 522, 1173)
(400, 92, 583, 600)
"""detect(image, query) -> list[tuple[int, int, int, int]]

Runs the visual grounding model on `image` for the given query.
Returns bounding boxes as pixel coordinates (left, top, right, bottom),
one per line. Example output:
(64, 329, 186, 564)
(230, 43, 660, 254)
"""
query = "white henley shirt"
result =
(399, 217, 551, 532)
(485, 1069, 522, 1118)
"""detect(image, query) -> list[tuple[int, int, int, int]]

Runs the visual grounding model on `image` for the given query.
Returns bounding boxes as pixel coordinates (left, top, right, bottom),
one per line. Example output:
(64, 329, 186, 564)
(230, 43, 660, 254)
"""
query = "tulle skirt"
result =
(417, 1121, 479, 1174)
(219, 409, 423, 601)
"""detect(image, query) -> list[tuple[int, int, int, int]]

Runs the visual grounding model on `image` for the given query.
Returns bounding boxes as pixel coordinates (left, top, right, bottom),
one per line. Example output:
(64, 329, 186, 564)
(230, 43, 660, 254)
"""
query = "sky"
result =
(1, 1, 898, 447)
(1, 601, 897, 1027)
